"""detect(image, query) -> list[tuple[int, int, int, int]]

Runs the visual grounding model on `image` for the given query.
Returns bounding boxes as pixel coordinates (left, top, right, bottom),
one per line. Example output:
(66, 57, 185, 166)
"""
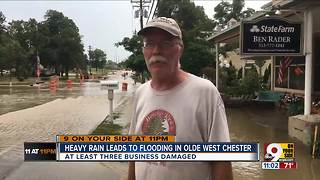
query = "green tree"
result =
(124, 54, 147, 82)
(0, 10, 87, 79)
(214, 1, 232, 27)
(181, 40, 213, 75)
(118, 0, 216, 79)
(0, 11, 8, 75)
(219, 62, 239, 95)
(115, 35, 142, 56)
(91, 48, 107, 71)
(241, 8, 256, 19)
(0, 11, 5, 33)
(105, 60, 118, 69)
(116, 35, 147, 82)
(4, 39, 27, 80)
(157, 0, 215, 34)
(42, 10, 86, 78)
(7, 20, 32, 80)
(156, 0, 216, 76)
(240, 67, 261, 95)
(214, 0, 255, 29)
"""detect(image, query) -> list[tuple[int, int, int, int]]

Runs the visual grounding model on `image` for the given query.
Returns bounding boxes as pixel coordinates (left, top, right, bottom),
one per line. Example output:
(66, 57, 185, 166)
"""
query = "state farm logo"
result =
(250, 25, 260, 32)
(249, 25, 295, 33)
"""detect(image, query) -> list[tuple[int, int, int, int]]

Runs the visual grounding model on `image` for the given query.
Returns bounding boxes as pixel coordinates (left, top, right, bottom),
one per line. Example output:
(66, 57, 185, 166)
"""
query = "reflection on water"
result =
(0, 82, 110, 115)
(227, 103, 320, 180)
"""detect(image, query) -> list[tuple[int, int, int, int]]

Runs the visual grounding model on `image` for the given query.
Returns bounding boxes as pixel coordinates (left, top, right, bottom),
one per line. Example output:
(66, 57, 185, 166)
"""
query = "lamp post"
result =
(88, 46, 92, 76)
(9, 67, 12, 87)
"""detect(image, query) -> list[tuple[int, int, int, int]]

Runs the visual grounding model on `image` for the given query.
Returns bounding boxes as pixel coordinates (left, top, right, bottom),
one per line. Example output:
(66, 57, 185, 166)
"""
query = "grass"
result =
(91, 112, 122, 135)
(89, 68, 113, 77)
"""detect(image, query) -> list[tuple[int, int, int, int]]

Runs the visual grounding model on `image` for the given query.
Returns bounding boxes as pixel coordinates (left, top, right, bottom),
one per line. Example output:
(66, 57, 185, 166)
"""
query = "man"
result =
(128, 17, 233, 180)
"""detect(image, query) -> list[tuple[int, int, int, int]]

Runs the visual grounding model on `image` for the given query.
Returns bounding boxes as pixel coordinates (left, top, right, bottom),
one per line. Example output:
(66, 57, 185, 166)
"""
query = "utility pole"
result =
(131, 0, 151, 31)
(140, 0, 143, 30)
(88, 45, 92, 75)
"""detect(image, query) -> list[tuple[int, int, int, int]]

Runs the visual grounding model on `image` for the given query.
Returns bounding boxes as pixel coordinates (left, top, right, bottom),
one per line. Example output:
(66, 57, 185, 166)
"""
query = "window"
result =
(274, 56, 305, 90)
(314, 36, 320, 91)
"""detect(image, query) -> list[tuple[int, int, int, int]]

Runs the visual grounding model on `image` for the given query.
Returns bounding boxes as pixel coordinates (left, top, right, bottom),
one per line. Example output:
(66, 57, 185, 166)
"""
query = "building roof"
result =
(206, 0, 320, 44)
(206, 11, 266, 43)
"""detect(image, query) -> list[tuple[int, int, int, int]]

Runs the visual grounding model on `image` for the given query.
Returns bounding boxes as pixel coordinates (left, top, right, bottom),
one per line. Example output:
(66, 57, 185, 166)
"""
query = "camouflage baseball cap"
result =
(138, 17, 182, 39)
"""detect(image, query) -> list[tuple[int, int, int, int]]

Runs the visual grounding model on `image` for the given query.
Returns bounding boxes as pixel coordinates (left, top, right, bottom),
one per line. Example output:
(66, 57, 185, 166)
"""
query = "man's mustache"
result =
(148, 55, 168, 66)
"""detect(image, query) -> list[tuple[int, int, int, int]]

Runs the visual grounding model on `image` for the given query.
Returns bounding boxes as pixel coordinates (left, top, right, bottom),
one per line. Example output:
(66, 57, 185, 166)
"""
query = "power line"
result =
(146, 0, 156, 23)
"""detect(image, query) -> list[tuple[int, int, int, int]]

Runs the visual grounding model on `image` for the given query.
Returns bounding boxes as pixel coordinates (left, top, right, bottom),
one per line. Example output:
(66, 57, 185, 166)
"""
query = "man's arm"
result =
(128, 162, 135, 180)
(211, 162, 233, 180)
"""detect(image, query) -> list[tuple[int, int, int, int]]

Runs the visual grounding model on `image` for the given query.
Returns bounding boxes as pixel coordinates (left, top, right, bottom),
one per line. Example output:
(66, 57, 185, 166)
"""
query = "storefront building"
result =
(207, 0, 320, 145)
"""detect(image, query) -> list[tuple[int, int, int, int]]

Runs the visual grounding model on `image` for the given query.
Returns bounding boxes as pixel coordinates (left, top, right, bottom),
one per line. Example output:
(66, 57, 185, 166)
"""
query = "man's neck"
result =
(150, 70, 188, 91)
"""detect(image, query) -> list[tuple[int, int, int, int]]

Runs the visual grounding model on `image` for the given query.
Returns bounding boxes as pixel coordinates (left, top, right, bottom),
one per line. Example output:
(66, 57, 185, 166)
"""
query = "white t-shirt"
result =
(129, 73, 230, 180)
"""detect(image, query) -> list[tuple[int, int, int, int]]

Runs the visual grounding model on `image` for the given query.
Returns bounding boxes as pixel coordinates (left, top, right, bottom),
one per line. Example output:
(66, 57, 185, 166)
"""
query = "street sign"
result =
(240, 16, 303, 56)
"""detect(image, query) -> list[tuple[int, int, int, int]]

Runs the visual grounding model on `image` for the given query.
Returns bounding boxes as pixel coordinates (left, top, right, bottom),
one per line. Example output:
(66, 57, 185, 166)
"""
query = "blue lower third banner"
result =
(57, 142, 259, 161)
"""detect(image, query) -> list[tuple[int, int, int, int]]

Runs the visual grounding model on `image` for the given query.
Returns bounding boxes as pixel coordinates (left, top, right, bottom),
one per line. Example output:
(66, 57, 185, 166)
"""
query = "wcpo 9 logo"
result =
(264, 143, 294, 162)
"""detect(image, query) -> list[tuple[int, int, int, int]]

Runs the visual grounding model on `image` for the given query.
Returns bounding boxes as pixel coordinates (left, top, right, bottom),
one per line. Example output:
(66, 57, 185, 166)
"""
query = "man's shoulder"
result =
(187, 74, 224, 107)
(188, 73, 218, 92)
(135, 81, 150, 95)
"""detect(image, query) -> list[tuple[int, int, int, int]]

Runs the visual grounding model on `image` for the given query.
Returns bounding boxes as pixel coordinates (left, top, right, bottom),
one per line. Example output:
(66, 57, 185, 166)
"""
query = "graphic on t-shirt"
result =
(141, 109, 176, 135)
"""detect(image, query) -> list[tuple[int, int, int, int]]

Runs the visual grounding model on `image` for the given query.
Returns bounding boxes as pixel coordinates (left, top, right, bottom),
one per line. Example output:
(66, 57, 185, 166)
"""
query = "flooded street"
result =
(228, 104, 320, 180)
(0, 72, 135, 179)
(0, 84, 88, 115)
(0, 77, 127, 116)
(0, 82, 127, 149)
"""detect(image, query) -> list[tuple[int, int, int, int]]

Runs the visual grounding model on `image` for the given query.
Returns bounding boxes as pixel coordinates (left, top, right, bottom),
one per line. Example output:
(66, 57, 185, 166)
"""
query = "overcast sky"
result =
(0, 0, 270, 62)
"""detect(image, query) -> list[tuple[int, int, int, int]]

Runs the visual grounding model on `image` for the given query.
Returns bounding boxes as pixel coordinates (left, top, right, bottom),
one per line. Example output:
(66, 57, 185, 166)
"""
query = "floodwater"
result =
(0, 85, 83, 115)
(0, 72, 134, 179)
(228, 104, 320, 180)
(0, 81, 123, 115)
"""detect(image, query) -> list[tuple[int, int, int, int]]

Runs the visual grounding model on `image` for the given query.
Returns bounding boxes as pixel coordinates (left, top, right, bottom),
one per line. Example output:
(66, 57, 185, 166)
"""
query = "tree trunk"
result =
(65, 66, 69, 79)
(75, 68, 79, 79)
(141, 71, 145, 83)
(55, 65, 59, 76)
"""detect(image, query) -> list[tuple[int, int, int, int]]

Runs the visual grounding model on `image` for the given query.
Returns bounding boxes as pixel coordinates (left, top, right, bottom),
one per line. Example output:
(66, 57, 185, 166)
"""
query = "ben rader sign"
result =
(240, 16, 303, 56)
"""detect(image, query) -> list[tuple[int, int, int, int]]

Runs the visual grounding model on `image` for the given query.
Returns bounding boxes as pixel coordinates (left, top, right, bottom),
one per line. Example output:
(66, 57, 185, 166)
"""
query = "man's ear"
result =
(179, 43, 184, 56)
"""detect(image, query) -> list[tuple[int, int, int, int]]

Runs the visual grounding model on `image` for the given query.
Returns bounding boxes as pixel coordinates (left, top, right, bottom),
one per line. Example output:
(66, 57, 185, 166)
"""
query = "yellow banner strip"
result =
(57, 135, 175, 142)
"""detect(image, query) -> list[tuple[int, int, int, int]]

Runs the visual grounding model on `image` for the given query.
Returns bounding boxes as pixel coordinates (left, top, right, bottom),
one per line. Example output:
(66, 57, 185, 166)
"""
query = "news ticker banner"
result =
(261, 143, 297, 170)
(24, 135, 297, 169)
(57, 142, 258, 161)
(24, 135, 259, 162)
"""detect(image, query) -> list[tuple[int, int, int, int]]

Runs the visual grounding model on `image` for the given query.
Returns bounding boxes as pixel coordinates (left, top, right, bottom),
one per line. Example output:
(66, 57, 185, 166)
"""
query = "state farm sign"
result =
(240, 16, 303, 56)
